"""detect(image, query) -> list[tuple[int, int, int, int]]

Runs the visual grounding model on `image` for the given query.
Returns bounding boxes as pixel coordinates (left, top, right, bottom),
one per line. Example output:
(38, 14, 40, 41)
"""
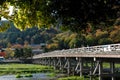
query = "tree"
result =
(95, 29, 109, 40)
(85, 34, 96, 46)
(14, 47, 32, 59)
(110, 26, 120, 43)
(14, 48, 23, 59)
(98, 38, 113, 45)
(23, 48, 32, 59)
(16, 38, 24, 44)
(68, 34, 85, 48)
(5, 47, 14, 59)
(0, 0, 120, 32)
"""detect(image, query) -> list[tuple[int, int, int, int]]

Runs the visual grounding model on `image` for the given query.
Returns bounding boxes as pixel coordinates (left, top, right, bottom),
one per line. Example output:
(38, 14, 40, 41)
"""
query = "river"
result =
(0, 73, 54, 80)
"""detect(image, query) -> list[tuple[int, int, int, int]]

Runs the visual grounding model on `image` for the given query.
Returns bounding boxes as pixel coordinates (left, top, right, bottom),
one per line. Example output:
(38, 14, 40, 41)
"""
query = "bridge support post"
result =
(67, 58, 70, 75)
(64, 58, 70, 75)
(41, 58, 44, 65)
(75, 57, 83, 77)
(110, 62, 115, 80)
(59, 58, 62, 70)
(90, 61, 94, 80)
(45, 58, 48, 66)
(39, 59, 41, 64)
(99, 61, 103, 80)
(48, 58, 50, 66)
(79, 58, 83, 77)
(49, 57, 53, 66)
(56, 58, 62, 70)
(53, 58, 56, 70)
(42, 58, 44, 65)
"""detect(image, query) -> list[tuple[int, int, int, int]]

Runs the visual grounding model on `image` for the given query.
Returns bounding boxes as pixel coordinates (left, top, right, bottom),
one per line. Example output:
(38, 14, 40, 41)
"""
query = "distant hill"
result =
(0, 21, 60, 48)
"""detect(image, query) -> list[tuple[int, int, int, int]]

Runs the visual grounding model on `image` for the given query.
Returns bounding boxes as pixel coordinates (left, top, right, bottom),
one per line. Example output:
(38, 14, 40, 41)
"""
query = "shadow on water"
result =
(0, 73, 53, 80)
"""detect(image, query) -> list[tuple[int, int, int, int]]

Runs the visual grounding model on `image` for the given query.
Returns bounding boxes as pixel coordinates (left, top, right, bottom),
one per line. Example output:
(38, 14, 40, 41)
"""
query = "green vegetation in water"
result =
(0, 64, 54, 75)
(47, 73, 56, 77)
(15, 74, 23, 78)
(15, 73, 33, 78)
(24, 74, 33, 77)
(58, 76, 84, 80)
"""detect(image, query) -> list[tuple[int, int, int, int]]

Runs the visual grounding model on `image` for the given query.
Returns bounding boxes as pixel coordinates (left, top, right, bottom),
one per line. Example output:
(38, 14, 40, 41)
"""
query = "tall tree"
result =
(0, 0, 120, 32)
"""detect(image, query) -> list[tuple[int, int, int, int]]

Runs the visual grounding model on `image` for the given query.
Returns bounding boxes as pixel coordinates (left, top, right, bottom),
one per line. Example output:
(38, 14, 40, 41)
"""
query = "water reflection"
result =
(0, 73, 51, 80)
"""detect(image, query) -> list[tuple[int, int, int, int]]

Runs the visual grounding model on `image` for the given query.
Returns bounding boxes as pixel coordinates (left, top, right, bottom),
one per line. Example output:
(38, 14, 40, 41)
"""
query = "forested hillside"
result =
(0, 22, 120, 52)
(0, 0, 120, 51)
(0, 23, 60, 48)
(45, 25, 120, 52)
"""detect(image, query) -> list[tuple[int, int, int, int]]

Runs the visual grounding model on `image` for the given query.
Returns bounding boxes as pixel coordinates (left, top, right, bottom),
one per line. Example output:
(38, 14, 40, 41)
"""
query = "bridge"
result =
(33, 43, 120, 80)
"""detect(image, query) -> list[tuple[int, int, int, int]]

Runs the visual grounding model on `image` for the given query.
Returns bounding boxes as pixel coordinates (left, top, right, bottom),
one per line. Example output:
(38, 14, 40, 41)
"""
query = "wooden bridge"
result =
(33, 43, 120, 80)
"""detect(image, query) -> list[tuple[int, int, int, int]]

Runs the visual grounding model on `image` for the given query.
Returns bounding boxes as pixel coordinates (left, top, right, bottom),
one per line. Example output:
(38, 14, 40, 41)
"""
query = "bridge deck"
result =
(33, 50, 120, 59)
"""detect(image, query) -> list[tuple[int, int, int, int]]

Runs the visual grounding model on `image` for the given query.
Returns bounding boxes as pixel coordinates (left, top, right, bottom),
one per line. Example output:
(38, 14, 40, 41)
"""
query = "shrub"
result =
(16, 74, 23, 78)
(24, 74, 33, 77)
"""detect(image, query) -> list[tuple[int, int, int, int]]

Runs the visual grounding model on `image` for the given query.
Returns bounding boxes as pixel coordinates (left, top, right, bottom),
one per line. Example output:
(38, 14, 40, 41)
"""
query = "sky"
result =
(1, 6, 13, 21)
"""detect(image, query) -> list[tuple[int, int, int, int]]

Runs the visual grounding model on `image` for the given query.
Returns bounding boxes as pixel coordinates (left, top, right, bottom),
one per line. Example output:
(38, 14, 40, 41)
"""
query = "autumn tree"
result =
(5, 48, 14, 59)
(110, 26, 120, 43)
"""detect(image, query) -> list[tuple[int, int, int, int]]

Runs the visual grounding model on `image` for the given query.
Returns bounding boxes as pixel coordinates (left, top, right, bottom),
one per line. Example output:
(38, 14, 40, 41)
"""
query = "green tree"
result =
(0, 0, 119, 32)
(23, 48, 32, 59)
(86, 34, 96, 46)
(14, 48, 32, 59)
(98, 38, 113, 45)
(14, 48, 23, 59)
(16, 38, 23, 44)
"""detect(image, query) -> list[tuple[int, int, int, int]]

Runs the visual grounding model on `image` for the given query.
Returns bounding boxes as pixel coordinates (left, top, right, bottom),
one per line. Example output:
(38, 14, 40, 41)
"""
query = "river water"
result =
(0, 73, 53, 80)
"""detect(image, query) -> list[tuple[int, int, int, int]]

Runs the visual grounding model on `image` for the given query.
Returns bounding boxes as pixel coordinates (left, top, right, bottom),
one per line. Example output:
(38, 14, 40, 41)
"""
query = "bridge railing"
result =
(46, 43, 120, 54)
(34, 44, 120, 58)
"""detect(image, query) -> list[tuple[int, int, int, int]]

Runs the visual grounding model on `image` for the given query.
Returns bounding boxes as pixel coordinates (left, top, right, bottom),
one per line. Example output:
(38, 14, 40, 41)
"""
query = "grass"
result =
(0, 63, 54, 75)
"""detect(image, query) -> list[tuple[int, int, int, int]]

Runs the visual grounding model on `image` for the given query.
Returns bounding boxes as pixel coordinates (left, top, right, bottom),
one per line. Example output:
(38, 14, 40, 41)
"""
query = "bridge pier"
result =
(79, 58, 83, 77)
(98, 61, 103, 80)
(53, 58, 57, 70)
(75, 57, 83, 77)
(90, 61, 94, 80)
(56, 57, 62, 70)
(110, 62, 115, 80)
(64, 58, 70, 75)
(33, 57, 120, 80)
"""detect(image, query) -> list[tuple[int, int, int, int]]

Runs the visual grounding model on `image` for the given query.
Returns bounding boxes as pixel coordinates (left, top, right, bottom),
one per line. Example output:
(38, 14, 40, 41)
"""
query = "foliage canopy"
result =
(0, 0, 120, 32)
